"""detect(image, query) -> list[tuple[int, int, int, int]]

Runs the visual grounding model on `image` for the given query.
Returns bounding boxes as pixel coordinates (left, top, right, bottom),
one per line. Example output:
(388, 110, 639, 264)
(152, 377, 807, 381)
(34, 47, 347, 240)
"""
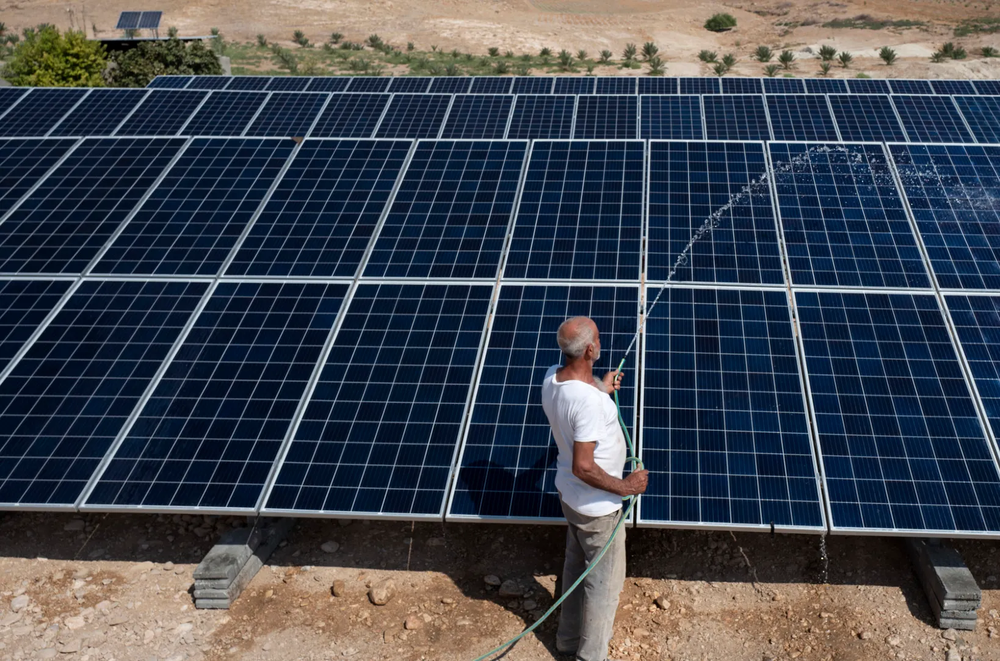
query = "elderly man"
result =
(541, 316, 649, 661)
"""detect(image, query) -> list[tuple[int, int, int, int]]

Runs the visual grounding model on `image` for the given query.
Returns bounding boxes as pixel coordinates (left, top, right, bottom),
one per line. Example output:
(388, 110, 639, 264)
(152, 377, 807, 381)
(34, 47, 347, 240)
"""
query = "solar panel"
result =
(346, 77, 392, 93)
(640, 287, 825, 530)
(308, 93, 390, 138)
(513, 77, 555, 95)
(573, 96, 638, 139)
(266, 77, 311, 92)
(828, 94, 908, 142)
(679, 78, 720, 95)
(640, 96, 703, 140)
(227, 139, 411, 278)
(137, 11, 162, 29)
(974, 81, 1000, 95)
(766, 94, 840, 141)
(596, 77, 636, 95)
(892, 95, 974, 143)
(0, 138, 79, 218)
(762, 77, 805, 94)
(846, 78, 891, 94)
(83, 281, 349, 512)
(374, 94, 452, 139)
(796, 290, 1000, 535)
(647, 141, 784, 285)
(506, 95, 575, 140)
(805, 79, 847, 94)
(722, 78, 763, 94)
(244, 92, 328, 137)
(0, 89, 88, 137)
(147, 76, 193, 89)
(0, 137, 186, 275)
(505, 140, 643, 280)
(116, 11, 141, 29)
(263, 282, 493, 518)
(48, 89, 149, 137)
(227, 76, 271, 91)
(889, 79, 933, 95)
(932, 80, 977, 95)
(364, 140, 527, 279)
(183, 76, 231, 90)
(945, 294, 1000, 445)
(429, 77, 473, 94)
(388, 77, 433, 94)
(180, 91, 268, 136)
(448, 284, 638, 521)
(639, 78, 678, 95)
(0, 280, 73, 373)
(115, 90, 207, 136)
(703, 95, 771, 141)
(888, 143, 1000, 290)
(554, 78, 596, 95)
(0, 280, 208, 508)
(770, 142, 930, 288)
(0, 88, 29, 118)
(470, 77, 513, 94)
(305, 77, 351, 93)
(92, 137, 295, 276)
(953, 96, 1000, 144)
(439, 94, 514, 140)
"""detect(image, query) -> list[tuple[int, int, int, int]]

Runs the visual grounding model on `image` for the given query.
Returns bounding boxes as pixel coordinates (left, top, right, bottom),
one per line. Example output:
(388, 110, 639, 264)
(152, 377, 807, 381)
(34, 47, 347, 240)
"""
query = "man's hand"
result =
(619, 469, 649, 497)
(601, 370, 623, 394)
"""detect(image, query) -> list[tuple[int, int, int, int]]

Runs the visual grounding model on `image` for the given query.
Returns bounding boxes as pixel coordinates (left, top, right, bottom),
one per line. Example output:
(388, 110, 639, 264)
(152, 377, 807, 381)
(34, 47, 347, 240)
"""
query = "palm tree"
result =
(838, 51, 853, 68)
(778, 50, 795, 69)
(647, 55, 665, 76)
(818, 45, 837, 61)
(641, 41, 659, 61)
(622, 43, 637, 62)
(754, 45, 773, 62)
(599, 49, 613, 64)
(879, 46, 897, 65)
(764, 64, 780, 77)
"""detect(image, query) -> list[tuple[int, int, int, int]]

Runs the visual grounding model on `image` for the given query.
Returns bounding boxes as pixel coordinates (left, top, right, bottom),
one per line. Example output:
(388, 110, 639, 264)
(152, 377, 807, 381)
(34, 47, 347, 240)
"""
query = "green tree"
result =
(838, 51, 853, 67)
(698, 50, 718, 63)
(764, 64, 780, 77)
(105, 37, 221, 87)
(704, 13, 737, 32)
(778, 49, 795, 69)
(599, 49, 613, 63)
(641, 41, 658, 61)
(647, 55, 665, 75)
(818, 45, 837, 61)
(622, 43, 637, 62)
(1, 25, 106, 87)
(879, 46, 897, 65)
(754, 45, 773, 62)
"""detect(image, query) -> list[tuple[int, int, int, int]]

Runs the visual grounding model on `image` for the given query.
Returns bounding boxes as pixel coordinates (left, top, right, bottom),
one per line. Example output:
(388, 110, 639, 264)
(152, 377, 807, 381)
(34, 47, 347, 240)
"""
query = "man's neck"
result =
(556, 360, 597, 387)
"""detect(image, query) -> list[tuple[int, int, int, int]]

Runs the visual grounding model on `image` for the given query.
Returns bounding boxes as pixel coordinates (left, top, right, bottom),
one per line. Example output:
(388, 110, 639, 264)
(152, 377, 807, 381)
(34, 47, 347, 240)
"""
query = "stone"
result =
(655, 596, 670, 610)
(107, 613, 129, 626)
(404, 615, 423, 630)
(946, 651, 960, 661)
(59, 638, 82, 654)
(369, 579, 395, 606)
(484, 575, 501, 587)
(498, 580, 522, 597)
(10, 595, 28, 613)
(941, 630, 958, 641)
(332, 580, 346, 597)
(37, 649, 57, 659)
(441, 598, 454, 605)
(63, 520, 85, 532)
(887, 636, 902, 647)
(163, 562, 175, 571)
(321, 541, 340, 554)
(522, 600, 537, 611)
(94, 601, 111, 614)
(174, 622, 194, 636)
(0, 612, 20, 627)
(859, 631, 872, 640)
(64, 616, 85, 631)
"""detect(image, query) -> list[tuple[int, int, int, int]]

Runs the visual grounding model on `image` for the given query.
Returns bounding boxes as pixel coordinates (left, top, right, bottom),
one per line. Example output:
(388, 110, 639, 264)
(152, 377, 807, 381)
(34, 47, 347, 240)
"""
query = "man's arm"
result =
(572, 441, 648, 497)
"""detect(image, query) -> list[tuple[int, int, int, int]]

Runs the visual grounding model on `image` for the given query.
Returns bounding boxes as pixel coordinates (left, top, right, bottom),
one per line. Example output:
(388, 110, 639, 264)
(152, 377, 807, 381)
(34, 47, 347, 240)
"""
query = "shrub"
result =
(577, 49, 588, 61)
(698, 50, 718, 63)
(494, 60, 509, 74)
(558, 49, 574, 71)
(647, 55, 665, 75)
(167, 26, 178, 38)
(506, 49, 514, 58)
(819, 45, 837, 61)
(105, 37, 220, 87)
(713, 62, 728, 76)
(256, 33, 267, 47)
(764, 64, 780, 77)
(622, 43, 637, 61)
(540, 47, 552, 57)
(819, 61, 832, 76)
(930, 51, 947, 63)
(940, 42, 967, 59)
(599, 49, 613, 63)
(368, 34, 383, 48)
(445, 63, 460, 76)
(778, 50, 795, 69)
(838, 51, 853, 67)
(273, 46, 299, 73)
(721, 53, 737, 68)
(209, 27, 225, 55)
(293, 30, 309, 47)
(879, 46, 897, 65)
(488, 47, 500, 57)
(754, 45, 773, 62)
(515, 63, 531, 75)
(704, 13, 737, 32)
(331, 32, 343, 44)
(983, 46, 999, 57)
(1, 25, 106, 86)
(641, 41, 658, 61)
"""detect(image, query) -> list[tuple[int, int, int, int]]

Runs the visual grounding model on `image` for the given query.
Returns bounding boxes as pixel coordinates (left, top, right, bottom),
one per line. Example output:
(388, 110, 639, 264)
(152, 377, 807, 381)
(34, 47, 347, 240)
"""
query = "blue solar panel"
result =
(263, 282, 493, 518)
(932, 80, 977, 95)
(93, 138, 296, 276)
(0, 139, 78, 217)
(470, 77, 513, 94)
(244, 92, 329, 137)
(554, 78, 596, 94)
(703, 95, 771, 140)
(797, 290, 1000, 534)
(346, 77, 392, 93)
(889, 79, 933, 95)
(309, 93, 390, 138)
(766, 94, 840, 141)
(640, 96, 703, 140)
(439, 94, 514, 139)
(0, 280, 72, 373)
(137, 11, 162, 29)
(429, 77, 472, 94)
(0, 88, 29, 118)
(722, 78, 763, 94)
(828, 94, 908, 142)
(889, 143, 1000, 290)
(945, 294, 1000, 446)
(639, 78, 678, 95)
(147, 76, 192, 89)
(183, 76, 231, 90)
(227, 139, 411, 277)
(506, 95, 575, 139)
(305, 77, 351, 93)
(505, 140, 643, 280)
(805, 79, 848, 94)
(388, 77, 433, 93)
(364, 140, 527, 279)
(227, 77, 271, 91)
(116, 11, 140, 29)
(83, 281, 349, 512)
(847, 78, 891, 94)
(640, 287, 825, 530)
(975, 81, 1000, 96)
(770, 142, 930, 288)
(0, 137, 186, 275)
(115, 90, 207, 136)
(180, 91, 268, 136)
(573, 96, 638, 139)
(374, 94, 451, 139)
(49, 89, 149, 137)
(953, 96, 1000, 144)
(513, 77, 555, 94)
(0, 280, 208, 508)
(762, 78, 805, 94)
(0, 89, 87, 137)
(680, 78, 720, 95)
(596, 77, 636, 95)
(892, 95, 974, 143)
(647, 141, 784, 285)
(448, 284, 638, 521)
(265, 77, 310, 92)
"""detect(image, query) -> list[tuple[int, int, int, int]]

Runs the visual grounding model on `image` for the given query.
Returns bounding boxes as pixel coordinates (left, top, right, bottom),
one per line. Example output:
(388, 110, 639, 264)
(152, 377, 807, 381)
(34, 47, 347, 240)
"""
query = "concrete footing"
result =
(192, 517, 295, 609)
(903, 538, 981, 631)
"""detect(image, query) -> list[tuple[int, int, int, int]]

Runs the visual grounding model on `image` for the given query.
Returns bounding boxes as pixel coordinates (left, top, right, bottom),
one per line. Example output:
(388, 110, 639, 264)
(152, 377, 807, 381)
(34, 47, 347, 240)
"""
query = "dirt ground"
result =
(0, 511, 998, 661)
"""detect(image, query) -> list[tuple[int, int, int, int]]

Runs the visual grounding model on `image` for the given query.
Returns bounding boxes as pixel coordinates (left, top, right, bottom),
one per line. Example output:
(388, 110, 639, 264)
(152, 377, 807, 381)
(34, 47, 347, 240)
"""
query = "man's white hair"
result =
(557, 317, 596, 359)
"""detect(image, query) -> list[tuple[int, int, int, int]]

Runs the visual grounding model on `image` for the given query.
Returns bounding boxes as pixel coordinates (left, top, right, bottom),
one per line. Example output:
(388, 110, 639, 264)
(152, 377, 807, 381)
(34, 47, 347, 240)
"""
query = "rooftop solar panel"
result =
(183, 76, 231, 90)
(244, 92, 329, 137)
(263, 282, 493, 518)
(0, 280, 73, 373)
(388, 77, 433, 94)
(640, 96, 703, 140)
(974, 81, 1000, 95)
(889, 79, 933, 95)
(573, 96, 638, 139)
(227, 77, 271, 91)
(796, 290, 1000, 535)
(116, 11, 141, 29)
(83, 281, 349, 512)
(766, 94, 840, 141)
(0, 88, 29, 119)
(0, 89, 88, 137)
(505, 140, 643, 280)
(374, 94, 452, 139)
(179, 91, 268, 136)
(762, 78, 806, 94)
(92, 137, 296, 276)
(513, 77, 555, 95)
(308, 93, 390, 138)
(137, 11, 162, 29)
(305, 77, 351, 93)
(953, 96, 1000, 144)
(266, 77, 311, 92)
(640, 287, 825, 530)
(364, 140, 527, 279)
(506, 95, 575, 140)
(147, 76, 193, 89)
(448, 283, 638, 521)
(770, 142, 930, 288)
(0, 138, 79, 218)
(554, 78, 596, 95)
(892, 95, 974, 143)
(888, 143, 1000, 290)
(722, 78, 763, 94)
(932, 80, 977, 95)
(596, 77, 637, 95)
(680, 78, 720, 95)
(805, 79, 848, 94)
(227, 139, 411, 278)
(847, 78, 891, 94)
(639, 78, 679, 95)
(429, 77, 473, 94)
(115, 89, 207, 136)
(647, 141, 784, 285)
(945, 294, 1000, 448)
(828, 94, 908, 142)
(0, 280, 208, 508)
(48, 89, 149, 137)
(0, 137, 186, 275)
(439, 94, 514, 140)
(470, 77, 513, 94)
(346, 77, 392, 93)
(703, 95, 771, 141)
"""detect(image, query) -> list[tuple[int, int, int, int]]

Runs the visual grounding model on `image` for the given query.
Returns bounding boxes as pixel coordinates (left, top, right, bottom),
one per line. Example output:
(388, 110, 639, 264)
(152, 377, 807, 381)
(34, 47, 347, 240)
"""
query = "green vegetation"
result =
(641, 41, 658, 61)
(493, 60, 509, 74)
(983, 46, 999, 57)
(879, 46, 897, 65)
(599, 49, 613, 64)
(838, 51, 853, 68)
(698, 50, 717, 63)
(622, 43, 637, 63)
(818, 45, 837, 61)
(331, 32, 343, 44)
(646, 55, 665, 76)
(293, 30, 309, 47)
(107, 37, 221, 87)
(936, 42, 967, 60)
(822, 15, 925, 30)
(764, 64, 780, 77)
(778, 49, 795, 69)
(704, 13, 737, 32)
(721, 53, 737, 68)
(819, 61, 832, 76)
(754, 45, 773, 62)
(954, 17, 1000, 37)
(713, 62, 727, 76)
(256, 34, 267, 47)
(576, 49, 588, 61)
(1, 24, 106, 86)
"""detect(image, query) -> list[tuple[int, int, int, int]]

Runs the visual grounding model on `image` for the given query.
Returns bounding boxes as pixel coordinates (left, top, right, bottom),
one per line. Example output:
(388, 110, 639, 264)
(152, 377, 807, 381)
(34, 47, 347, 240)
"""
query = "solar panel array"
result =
(1, 75, 1000, 539)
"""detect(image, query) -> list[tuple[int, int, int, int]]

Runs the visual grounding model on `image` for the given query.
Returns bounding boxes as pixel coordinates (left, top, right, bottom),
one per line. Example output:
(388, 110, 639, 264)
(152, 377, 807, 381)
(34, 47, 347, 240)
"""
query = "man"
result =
(541, 316, 649, 661)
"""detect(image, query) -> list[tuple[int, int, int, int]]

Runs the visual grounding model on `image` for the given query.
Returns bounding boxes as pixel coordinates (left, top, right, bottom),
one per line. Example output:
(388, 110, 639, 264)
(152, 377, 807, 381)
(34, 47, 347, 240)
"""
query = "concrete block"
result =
(938, 617, 977, 631)
(904, 539, 981, 603)
(193, 525, 264, 581)
(194, 598, 231, 610)
(193, 551, 263, 600)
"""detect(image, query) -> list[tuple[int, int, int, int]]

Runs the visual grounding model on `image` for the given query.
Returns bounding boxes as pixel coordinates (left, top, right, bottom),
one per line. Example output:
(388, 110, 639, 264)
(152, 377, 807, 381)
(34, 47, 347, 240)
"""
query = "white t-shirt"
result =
(541, 365, 627, 517)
